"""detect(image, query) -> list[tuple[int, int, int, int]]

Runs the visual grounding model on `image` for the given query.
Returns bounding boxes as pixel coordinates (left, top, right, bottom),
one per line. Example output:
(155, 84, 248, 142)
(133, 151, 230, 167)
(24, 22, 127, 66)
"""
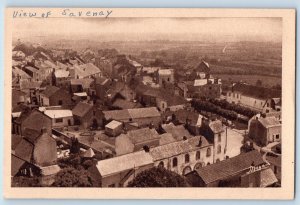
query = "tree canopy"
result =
(53, 167, 94, 187)
(127, 167, 187, 187)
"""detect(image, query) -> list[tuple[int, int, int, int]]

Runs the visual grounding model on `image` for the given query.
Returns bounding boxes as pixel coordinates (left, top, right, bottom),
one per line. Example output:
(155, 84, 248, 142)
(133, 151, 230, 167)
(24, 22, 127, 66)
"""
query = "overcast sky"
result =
(13, 17, 282, 42)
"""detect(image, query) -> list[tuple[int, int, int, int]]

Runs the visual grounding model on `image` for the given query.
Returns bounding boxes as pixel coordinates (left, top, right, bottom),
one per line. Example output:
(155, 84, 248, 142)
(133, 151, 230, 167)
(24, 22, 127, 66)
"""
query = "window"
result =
(217, 145, 222, 154)
(58, 100, 63, 105)
(206, 148, 211, 157)
(196, 151, 200, 160)
(218, 133, 221, 142)
(55, 118, 63, 123)
(275, 134, 280, 140)
(172, 157, 178, 167)
(185, 154, 190, 163)
(216, 159, 220, 163)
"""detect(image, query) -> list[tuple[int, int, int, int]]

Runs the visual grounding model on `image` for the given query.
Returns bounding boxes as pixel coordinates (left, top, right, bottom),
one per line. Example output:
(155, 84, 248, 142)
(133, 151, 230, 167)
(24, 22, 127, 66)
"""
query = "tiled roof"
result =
(112, 99, 141, 110)
(95, 151, 153, 176)
(159, 133, 176, 146)
(105, 120, 122, 130)
(44, 109, 73, 119)
(258, 117, 281, 128)
(103, 107, 160, 121)
(231, 83, 281, 100)
(54, 69, 69, 78)
(70, 78, 94, 89)
(128, 107, 161, 119)
(162, 123, 193, 141)
(23, 128, 41, 144)
(121, 127, 160, 145)
(11, 155, 26, 176)
(150, 135, 210, 161)
(11, 134, 23, 151)
(260, 168, 278, 187)
(41, 86, 60, 98)
(74, 63, 101, 78)
(195, 150, 265, 184)
(14, 138, 34, 162)
(209, 120, 224, 134)
(72, 102, 93, 117)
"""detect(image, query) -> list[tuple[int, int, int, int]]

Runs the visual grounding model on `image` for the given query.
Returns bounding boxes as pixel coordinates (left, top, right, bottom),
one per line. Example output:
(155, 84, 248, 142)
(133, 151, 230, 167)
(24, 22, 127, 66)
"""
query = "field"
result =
(213, 74, 282, 88)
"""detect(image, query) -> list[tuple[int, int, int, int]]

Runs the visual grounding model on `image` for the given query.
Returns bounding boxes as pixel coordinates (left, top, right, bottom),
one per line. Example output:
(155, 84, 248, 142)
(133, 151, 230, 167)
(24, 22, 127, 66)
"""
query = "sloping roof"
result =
(39, 164, 61, 176)
(121, 128, 160, 145)
(11, 155, 26, 176)
(209, 120, 224, 134)
(74, 63, 101, 78)
(82, 148, 95, 158)
(11, 134, 23, 151)
(112, 99, 141, 110)
(70, 78, 94, 89)
(44, 109, 73, 119)
(95, 77, 110, 85)
(54, 69, 69, 78)
(20, 80, 42, 90)
(14, 138, 34, 162)
(162, 123, 193, 141)
(103, 109, 131, 121)
(96, 151, 153, 176)
(258, 117, 281, 128)
(41, 86, 60, 98)
(150, 135, 210, 161)
(260, 168, 278, 187)
(23, 128, 41, 144)
(159, 133, 176, 145)
(194, 79, 208, 86)
(158, 69, 173, 75)
(128, 107, 161, 119)
(266, 155, 281, 167)
(232, 83, 281, 100)
(72, 102, 93, 117)
(195, 150, 265, 184)
(105, 120, 122, 130)
(165, 110, 200, 125)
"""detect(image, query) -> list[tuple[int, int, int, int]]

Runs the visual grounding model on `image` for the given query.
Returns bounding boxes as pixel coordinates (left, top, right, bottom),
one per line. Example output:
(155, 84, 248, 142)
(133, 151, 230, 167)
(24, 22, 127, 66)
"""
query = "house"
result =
(70, 78, 95, 95)
(161, 123, 194, 141)
(94, 77, 111, 100)
(185, 150, 277, 187)
(157, 69, 174, 86)
(226, 83, 281, 112)
(264, 98, 281, 112)
(54, 69, 70, 87)
(199, 119, 228, 163)
(44, 109, 74, 128)
(103, 107, 161, 128)
(164, 109, 203, 135)
(266, 153, 281, 183)
(70, 63, 102, 79)
(248, 113, 281, 146)
(115, 127, 160, 156)
(150, 135, 213, 176)
(72, 102, 103, 129)
(39, 86, 72, 107)
(136, 86, 188, 112)
(12, 89, 27, 110)
(11, 128, 60, 185)
(105, 120, 123, 137)
(12, 109, 52, 136)
(88, 151, 154, 187)
(192, 78, 222, 99)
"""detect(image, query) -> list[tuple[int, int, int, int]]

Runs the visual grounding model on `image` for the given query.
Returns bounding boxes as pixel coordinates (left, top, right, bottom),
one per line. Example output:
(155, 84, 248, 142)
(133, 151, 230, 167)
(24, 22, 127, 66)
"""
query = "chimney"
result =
(197, 137, 202, 147)
(143, 145, 150, 152)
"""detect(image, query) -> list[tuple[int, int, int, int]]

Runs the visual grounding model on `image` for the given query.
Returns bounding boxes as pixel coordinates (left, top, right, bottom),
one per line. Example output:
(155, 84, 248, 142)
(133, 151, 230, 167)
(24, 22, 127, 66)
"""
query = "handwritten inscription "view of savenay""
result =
(13, 9, 113, 18)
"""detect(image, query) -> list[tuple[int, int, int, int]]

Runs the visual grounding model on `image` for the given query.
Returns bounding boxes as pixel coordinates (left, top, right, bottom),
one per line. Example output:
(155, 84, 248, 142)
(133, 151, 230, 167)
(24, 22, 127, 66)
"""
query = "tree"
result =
(53, 167, 93, 187)
(70, 137, 80, 154)
(127, 167, 187, 187)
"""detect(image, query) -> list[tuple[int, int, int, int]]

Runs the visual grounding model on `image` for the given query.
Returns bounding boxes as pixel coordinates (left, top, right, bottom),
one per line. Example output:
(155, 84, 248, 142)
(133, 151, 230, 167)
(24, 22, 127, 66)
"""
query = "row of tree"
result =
(207, 98, 257, 118)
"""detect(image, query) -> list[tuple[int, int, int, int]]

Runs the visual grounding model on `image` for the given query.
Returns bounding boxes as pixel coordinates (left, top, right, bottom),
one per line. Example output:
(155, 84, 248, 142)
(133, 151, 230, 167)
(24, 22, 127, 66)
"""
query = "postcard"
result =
(4, 8, 295, 199)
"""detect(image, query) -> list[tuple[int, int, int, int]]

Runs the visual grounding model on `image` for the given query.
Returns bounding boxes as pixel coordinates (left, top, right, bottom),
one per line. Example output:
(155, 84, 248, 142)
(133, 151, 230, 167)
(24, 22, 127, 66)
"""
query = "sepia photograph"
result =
(4, 8, 295, 199)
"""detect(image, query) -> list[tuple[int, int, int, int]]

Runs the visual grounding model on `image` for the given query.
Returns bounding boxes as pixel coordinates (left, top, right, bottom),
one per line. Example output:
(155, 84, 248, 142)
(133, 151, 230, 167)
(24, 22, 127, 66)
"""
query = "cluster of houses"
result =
(11, 42, 282, 188)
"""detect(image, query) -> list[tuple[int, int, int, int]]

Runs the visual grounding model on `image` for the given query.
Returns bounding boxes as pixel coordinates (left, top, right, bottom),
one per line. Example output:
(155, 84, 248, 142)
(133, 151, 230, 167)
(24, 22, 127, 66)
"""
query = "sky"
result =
(12, 17, 282, 43)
